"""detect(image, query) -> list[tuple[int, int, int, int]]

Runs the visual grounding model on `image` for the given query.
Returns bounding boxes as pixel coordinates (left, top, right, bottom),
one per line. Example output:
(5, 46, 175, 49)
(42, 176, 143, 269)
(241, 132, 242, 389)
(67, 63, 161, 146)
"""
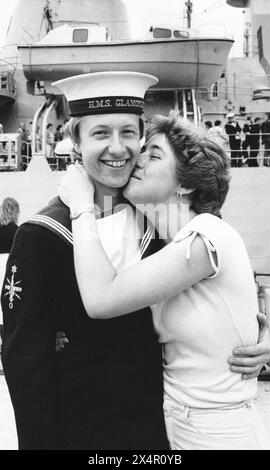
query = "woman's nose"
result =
(136, 152, 148, 168)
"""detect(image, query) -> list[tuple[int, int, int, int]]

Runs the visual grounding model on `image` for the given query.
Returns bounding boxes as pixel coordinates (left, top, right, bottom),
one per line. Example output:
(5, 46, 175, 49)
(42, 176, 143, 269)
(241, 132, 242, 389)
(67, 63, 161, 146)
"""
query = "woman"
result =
(0, 197, 20, 253)
(59, 115, 269, 450)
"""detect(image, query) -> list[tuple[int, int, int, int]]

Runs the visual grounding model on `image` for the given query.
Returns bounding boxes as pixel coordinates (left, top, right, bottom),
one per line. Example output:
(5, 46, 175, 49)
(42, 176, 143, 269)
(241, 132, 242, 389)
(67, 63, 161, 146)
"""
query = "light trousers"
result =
(164, 397, 270, 450)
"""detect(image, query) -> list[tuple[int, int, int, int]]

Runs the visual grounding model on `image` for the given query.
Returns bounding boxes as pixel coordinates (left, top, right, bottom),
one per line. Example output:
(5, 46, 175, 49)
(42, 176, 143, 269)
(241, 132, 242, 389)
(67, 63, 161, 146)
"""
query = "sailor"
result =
(1, 71, 169, 450)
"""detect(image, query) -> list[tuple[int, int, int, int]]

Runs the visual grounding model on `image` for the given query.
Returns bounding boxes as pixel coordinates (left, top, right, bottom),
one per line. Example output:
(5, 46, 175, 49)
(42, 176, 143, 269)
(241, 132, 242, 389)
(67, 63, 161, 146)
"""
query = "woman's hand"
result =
(59, 163, 95, 210)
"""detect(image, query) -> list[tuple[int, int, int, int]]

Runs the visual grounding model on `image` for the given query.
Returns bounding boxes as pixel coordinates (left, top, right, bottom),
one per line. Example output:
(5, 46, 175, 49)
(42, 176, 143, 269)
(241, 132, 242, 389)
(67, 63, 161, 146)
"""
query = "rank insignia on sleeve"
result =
(4, 265, 23, 309)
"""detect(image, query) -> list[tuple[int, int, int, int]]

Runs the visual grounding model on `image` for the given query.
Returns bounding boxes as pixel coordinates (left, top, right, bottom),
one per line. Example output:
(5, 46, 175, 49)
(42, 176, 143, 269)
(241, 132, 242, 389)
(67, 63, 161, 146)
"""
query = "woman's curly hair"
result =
(0, 197, 20, 226)
(146, 115, 231, 217)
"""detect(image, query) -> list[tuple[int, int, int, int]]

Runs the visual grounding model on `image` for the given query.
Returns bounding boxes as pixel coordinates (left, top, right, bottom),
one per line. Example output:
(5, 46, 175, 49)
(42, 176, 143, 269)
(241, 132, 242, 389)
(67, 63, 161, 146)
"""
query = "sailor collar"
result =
(27, 197, 155, 257)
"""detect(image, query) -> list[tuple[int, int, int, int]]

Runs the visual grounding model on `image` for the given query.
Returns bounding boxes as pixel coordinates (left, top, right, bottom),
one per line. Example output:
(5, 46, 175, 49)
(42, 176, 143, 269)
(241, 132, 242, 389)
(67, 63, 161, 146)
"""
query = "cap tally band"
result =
(68, 95, 144, 117)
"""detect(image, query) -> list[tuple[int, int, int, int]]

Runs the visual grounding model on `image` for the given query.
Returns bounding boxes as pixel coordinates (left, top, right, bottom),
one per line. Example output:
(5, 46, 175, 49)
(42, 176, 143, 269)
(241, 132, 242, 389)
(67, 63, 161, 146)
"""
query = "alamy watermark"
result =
(88, 195, 191, 241)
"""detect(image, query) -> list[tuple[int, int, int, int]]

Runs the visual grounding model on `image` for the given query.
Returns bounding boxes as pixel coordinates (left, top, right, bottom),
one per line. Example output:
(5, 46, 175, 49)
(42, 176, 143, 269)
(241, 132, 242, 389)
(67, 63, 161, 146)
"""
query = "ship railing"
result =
(224, 144, 270, 166)
(0, 51, 22, 69)
(196, 74, 270, 101)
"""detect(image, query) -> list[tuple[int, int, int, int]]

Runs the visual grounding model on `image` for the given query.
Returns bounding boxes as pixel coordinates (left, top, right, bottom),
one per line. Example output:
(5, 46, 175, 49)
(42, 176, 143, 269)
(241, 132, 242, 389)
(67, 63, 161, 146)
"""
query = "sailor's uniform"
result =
(1, 197, 168, 450)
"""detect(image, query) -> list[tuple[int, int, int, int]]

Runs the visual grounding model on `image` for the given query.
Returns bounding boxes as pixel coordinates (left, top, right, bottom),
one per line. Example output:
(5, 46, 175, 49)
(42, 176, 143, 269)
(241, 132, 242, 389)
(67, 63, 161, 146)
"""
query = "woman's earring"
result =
(176, 190, 183, 207)
(176, 189, 190, 226)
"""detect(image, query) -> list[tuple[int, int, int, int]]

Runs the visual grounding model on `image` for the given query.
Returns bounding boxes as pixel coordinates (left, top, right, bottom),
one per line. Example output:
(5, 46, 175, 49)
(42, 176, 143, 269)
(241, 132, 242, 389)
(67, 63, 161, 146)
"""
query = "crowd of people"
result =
(204, 113, 270, 168)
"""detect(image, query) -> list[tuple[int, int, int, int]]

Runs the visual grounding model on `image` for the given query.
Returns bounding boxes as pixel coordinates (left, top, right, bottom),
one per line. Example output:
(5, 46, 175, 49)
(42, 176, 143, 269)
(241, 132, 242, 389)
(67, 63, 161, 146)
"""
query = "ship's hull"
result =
(19, 38, 233, 89)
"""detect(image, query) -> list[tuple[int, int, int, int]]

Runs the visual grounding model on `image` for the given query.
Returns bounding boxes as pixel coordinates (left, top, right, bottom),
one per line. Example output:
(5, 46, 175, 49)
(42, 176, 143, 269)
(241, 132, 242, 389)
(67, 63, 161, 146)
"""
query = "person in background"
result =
(261, 113, 270, 167)
(35, 125, 42, 153)
(210, 120, 229, 149)
(54, 124, 63, 143)
(45, 123, 54, 158)
(0, 197, 20, 343)
(204, 120, 214, 134)
(54, 125, 64, 169)
(249, 117, 261, 167)
(46, 123, 57, 169)
(242, 116, 252, 165)
(16, 122, 31, 164)
(0, 197, 20, 253)
(225, 112, 242, 168)
(16, 122, 26, 138)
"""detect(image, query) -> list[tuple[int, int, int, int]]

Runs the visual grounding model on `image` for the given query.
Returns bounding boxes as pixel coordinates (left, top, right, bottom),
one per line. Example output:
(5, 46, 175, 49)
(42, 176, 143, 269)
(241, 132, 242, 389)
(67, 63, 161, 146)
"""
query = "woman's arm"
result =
(71, 211, 214, 318)
(59, 164, 214, 319)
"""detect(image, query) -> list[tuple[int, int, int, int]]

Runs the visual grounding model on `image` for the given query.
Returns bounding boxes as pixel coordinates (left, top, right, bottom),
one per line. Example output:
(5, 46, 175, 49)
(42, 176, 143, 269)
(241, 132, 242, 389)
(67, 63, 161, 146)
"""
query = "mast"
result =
(185, 0, 193, 28)
(43, 0, 54, 33)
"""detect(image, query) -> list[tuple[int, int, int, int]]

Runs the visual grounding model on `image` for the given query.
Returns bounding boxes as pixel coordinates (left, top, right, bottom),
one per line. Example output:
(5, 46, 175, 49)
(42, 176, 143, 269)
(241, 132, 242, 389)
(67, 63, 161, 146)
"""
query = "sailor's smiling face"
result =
(75, 113, 141, 188)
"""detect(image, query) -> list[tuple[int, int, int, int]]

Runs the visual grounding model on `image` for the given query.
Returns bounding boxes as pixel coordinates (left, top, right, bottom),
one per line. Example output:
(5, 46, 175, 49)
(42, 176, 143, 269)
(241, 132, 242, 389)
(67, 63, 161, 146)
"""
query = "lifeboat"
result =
(18, 24, 234, 89)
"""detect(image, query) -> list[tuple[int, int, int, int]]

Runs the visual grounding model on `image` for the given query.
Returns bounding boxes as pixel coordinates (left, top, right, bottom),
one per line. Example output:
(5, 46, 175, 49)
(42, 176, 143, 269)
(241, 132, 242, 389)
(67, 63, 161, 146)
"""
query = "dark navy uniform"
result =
(1, 197, 168, 450)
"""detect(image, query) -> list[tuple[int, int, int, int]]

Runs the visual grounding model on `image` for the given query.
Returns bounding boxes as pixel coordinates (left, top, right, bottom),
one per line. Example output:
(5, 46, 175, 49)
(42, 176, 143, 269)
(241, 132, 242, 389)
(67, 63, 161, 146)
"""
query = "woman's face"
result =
(124, 133, 178, 205)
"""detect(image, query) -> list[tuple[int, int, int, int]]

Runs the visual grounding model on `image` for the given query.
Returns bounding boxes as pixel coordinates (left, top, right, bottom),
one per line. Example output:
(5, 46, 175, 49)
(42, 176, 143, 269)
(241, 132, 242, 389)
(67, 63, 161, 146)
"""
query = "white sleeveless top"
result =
(152, 213, 259, 408)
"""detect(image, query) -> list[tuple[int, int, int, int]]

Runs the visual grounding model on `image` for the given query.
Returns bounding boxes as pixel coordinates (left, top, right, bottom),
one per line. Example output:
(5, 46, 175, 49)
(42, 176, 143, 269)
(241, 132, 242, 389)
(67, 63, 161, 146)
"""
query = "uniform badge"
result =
(4, 265, 23, 309)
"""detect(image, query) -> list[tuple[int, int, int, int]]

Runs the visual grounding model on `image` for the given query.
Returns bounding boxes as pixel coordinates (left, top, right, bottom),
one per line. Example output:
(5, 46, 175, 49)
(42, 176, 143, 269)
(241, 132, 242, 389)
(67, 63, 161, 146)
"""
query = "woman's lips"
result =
(130, 171, 143, 181)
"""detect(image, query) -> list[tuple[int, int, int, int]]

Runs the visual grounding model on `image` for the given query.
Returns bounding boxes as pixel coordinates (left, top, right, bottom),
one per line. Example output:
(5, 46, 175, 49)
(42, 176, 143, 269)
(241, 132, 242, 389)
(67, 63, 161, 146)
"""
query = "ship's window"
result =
(153, 28, 171, 39)
(173, 30, 189, 38)
(73, 29, 89, 43)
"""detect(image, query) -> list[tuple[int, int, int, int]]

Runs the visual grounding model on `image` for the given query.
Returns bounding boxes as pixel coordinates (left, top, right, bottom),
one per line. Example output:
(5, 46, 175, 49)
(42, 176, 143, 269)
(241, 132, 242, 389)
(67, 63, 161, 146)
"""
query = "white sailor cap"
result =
(53, 71, 158, 117)
(227, 112, 235, 118)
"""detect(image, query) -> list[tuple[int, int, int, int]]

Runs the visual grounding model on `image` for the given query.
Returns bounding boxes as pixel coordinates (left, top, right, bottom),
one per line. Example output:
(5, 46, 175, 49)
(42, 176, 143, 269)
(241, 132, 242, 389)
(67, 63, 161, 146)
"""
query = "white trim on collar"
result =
(140, 226, 155, 257)
(28, 214, 73, 245)
(28, 213, 155, 256)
